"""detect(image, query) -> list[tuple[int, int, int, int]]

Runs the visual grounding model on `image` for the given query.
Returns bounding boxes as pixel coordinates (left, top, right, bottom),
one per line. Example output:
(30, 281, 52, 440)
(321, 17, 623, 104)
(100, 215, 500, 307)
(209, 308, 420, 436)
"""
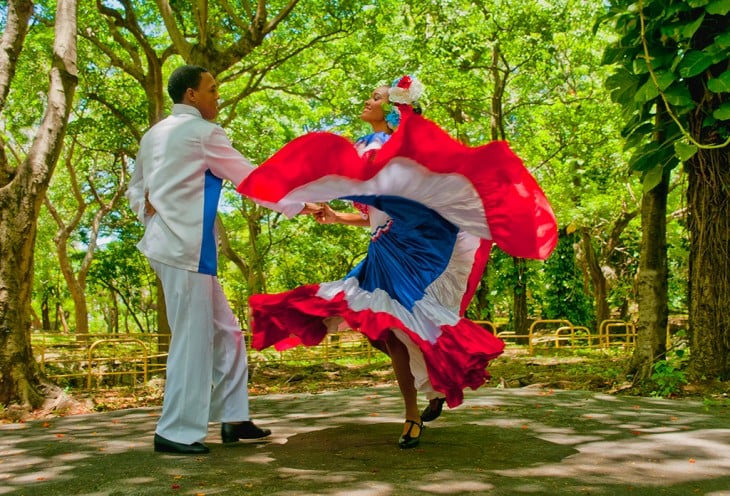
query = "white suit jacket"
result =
(126, 104, 301, 275)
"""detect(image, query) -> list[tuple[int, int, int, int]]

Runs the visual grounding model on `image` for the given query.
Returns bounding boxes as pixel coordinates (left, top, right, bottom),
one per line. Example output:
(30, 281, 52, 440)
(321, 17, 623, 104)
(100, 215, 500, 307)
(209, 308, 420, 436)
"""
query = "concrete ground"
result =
(1, 385, 729, 496)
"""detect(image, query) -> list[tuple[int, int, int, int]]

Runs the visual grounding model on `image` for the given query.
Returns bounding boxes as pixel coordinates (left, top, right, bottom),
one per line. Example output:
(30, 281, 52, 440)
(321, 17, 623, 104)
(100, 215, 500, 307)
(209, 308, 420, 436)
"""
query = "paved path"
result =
(1, 386, 729, 495)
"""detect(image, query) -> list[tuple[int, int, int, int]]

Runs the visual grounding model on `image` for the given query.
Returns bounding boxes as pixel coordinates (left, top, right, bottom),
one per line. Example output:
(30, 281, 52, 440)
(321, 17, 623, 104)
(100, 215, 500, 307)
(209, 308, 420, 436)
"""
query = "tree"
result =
(601, 0, 730, 380)
(0, 0, 78, 408)
(80, 0, 361, 306)
(43, 139, 127, 337)
(404, 0, 628, 331)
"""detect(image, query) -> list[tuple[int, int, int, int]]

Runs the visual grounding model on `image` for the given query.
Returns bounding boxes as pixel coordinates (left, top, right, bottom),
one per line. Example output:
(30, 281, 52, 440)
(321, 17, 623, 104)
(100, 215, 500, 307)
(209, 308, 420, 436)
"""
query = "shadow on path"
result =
(1, 386, 729, 495)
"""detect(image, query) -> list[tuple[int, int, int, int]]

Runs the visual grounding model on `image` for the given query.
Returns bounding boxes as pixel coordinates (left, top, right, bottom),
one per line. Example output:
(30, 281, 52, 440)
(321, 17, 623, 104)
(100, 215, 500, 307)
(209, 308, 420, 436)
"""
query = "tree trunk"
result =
(580, 229, 610, 325)
(0, 0, 78, 408)
(155, 279, 170, 366)
(41, 297, 52, 330)
(470, 270, 493, 322)
(105, 289, 120, 334)
(687, 145, 730, 380)
(46, 168, 126, 340)
(245, 207, 267, 296)
(630, 169, 669, 380)
(512, 257, 528, 334)
(68, 278, 90, 337)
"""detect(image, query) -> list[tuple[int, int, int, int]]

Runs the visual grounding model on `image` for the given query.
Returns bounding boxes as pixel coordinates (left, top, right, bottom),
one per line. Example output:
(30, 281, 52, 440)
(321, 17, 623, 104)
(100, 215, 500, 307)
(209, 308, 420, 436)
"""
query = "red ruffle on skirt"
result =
(250, 285, 504, 408)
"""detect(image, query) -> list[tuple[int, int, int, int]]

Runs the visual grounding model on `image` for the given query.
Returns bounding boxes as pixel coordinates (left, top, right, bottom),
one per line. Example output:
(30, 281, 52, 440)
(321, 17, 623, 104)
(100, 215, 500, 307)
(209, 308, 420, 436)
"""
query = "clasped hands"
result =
(144, 196, 336, 224)
(301, 202, 337, 224)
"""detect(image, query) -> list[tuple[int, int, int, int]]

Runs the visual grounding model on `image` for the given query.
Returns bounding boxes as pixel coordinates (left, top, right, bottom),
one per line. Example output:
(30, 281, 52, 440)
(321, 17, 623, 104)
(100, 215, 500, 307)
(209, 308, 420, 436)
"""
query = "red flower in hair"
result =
(396, 75, 412, 89)
(388, 74, 424, 107)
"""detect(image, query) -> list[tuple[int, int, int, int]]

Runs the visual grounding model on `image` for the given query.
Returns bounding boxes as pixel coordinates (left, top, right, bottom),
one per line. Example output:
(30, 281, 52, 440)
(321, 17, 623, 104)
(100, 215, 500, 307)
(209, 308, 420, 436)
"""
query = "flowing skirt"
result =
(238, 106, 558, 407)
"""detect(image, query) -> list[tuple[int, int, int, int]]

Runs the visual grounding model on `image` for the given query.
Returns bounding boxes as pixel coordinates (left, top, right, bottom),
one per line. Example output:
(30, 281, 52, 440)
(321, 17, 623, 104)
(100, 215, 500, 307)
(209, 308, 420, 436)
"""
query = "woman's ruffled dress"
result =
(237, 106, 558, 408)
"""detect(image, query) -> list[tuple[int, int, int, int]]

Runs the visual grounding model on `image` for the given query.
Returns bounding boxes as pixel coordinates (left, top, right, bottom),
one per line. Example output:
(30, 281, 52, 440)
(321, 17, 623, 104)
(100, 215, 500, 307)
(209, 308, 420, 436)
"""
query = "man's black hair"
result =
(167, 65, 209, 104)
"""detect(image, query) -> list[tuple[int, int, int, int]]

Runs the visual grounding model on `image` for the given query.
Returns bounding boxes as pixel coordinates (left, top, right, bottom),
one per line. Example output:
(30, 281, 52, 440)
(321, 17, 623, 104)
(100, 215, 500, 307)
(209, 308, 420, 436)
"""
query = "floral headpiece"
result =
(384, 75, 424, 130)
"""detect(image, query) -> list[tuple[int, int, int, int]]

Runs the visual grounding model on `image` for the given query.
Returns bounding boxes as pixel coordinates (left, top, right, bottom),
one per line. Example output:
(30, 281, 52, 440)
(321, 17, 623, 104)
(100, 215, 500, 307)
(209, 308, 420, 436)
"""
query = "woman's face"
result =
(360, 86, 390, 124)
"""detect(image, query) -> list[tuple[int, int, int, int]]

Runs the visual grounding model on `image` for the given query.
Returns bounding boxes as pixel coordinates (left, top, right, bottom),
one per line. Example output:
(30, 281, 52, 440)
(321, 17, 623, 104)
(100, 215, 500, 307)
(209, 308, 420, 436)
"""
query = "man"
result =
(126, 65, 317, 454)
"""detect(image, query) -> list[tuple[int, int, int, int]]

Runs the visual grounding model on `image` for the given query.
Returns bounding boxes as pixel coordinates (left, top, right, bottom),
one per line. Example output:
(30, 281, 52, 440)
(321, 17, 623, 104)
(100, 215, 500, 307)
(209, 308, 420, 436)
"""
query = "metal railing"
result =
(33, 332, 170, 390)
(32, 329, 377, 391)
(478, 318, 637, 354)
(31, 318, 639, 390)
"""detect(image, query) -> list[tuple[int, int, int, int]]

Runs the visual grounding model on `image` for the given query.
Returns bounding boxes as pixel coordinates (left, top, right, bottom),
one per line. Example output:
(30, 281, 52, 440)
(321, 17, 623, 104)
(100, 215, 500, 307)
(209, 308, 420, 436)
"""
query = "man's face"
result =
(188, 72, 219, 121)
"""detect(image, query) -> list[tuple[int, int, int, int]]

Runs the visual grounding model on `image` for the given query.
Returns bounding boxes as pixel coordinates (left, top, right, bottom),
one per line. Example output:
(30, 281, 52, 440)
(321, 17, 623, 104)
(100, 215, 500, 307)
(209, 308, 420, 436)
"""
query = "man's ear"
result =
(183, 87, 196, 104)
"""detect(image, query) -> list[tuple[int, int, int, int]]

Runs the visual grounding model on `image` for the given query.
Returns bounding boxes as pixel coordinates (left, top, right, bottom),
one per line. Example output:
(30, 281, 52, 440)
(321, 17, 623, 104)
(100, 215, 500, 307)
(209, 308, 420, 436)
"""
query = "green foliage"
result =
(600, 0, 730, 187)
(541, 231, 595, 328)
(88, 236, 156, 333)
(15, 0, 686, 349)
(483, 248, 554, 328)
(650, 348, 689, 398)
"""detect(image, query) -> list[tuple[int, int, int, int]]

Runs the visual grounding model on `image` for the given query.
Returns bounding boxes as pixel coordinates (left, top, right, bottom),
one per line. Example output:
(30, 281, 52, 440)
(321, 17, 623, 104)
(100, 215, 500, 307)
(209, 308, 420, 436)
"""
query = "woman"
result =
(238, 75, 558, 449)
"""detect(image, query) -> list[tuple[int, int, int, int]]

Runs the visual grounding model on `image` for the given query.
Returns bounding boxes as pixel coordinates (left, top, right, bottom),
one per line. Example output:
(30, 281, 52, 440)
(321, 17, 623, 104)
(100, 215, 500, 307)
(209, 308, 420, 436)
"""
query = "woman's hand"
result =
(314, 204, 370, 226)
(314, 203, 339, 224)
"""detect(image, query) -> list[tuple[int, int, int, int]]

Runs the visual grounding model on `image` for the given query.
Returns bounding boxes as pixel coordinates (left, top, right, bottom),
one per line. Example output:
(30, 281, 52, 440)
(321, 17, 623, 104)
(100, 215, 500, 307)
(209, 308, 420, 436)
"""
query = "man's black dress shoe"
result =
(154, 433, 210, 454)
(221, 421, 272, 443)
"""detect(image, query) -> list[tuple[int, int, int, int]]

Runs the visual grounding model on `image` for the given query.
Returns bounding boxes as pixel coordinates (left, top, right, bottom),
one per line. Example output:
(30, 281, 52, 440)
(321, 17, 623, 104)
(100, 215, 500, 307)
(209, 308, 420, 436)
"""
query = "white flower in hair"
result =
(388, 75, 424, 105)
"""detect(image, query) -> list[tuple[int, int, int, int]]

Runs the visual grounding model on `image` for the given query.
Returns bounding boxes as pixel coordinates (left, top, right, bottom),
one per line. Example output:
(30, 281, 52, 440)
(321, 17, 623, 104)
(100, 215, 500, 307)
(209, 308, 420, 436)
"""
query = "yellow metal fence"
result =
(476, 318, 637, 354)
(31, 330, 377, 391)
(32, 319, 638, 391)
(32, 332, 170, 390)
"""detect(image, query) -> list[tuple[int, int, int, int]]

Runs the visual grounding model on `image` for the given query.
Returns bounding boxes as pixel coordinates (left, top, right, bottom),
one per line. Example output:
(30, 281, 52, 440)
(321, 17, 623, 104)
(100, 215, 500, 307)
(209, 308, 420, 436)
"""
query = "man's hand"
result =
(144, 192, 157, 217)
(300, 202, 323, 215)
(314, 203, 338, 224)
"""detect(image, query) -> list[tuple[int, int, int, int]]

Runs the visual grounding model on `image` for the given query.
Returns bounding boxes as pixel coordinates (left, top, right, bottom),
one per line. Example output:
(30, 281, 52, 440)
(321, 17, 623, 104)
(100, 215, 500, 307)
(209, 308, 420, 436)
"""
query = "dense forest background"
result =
(1, 0, 728, 408)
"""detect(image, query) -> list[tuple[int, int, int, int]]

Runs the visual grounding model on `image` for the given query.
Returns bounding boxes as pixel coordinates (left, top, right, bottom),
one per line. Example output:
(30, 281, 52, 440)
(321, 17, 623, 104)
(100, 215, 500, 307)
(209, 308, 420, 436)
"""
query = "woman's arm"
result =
(315, 203, 370, 227)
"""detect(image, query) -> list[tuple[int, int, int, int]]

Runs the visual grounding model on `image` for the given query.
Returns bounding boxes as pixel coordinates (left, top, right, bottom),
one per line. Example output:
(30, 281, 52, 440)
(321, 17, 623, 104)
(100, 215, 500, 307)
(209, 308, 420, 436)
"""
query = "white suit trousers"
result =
(150, 260, 249, 444)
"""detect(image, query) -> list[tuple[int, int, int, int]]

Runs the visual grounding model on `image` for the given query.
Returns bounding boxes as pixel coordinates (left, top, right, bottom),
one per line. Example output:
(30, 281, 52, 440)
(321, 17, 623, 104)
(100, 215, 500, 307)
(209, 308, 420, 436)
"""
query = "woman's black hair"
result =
(167, 65, 209, 103)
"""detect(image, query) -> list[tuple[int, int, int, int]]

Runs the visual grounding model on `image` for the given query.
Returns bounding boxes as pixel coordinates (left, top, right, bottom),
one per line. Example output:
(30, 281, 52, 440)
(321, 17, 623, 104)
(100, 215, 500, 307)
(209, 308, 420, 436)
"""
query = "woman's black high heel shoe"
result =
(420, 397, 445, 422)
(398, 419, 423, 449)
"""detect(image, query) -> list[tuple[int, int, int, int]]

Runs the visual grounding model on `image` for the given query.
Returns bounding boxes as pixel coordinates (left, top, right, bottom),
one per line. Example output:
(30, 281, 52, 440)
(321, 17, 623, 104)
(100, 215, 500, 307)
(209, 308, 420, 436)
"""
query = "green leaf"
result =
(674, 141, 698, 161)
(607, 70, 640, 106)
(664, 84, 695, 106)
(630, 140, 679, 174)
(633, 57, 649, 74)
(713, 102, 730, 120)
(634, 78, 660, 103)
(623, 122, 654, 150)
(688, 0, 709, 7)
(704, 40, 730, 64)
(654, 71, 677, 91)
(642, 165, 664, 193)
(605, 69, 638, 91)
(659, 13, 705, 42)
(707, 0, 730, 15)
(678, 50, 714, 78)
(629, 142, 661, 172)
(714, 31, 730, 49)
(666, 2, 695, 17)
(650, 47, 681, 71)
(681, 14, 705, 39)
(602, 46, 631, 66)
(708, 71, 730, 93)
(660, 23, 683, 43)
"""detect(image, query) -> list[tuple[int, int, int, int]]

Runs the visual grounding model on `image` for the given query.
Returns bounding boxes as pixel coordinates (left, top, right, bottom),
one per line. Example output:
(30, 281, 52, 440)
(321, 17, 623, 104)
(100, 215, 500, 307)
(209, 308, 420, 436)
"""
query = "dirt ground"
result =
(3, 349, 729, 494)
(2, 383, 729, 495)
